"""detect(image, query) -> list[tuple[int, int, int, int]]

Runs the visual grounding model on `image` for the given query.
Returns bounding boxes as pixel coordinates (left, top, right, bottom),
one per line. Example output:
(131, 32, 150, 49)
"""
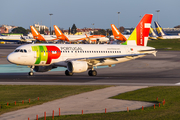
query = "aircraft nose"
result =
(7, 53, 15, 64)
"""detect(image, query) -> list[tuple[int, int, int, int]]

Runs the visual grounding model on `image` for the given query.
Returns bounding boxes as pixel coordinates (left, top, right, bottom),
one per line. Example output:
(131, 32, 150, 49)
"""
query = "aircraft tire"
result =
(91, 70, 97, 76)
(65, 70, 73, 76)
(28, 72, 34, 76)
(88, 70, 92, 76)
(88, 70, 97, 76)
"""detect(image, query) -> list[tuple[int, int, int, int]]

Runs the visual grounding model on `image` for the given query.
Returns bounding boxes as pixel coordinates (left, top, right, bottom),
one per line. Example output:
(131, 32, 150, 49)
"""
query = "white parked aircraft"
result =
(7, 14, 157, 76)
(154, 21, 180, 39)
(0, 35, 35, 44)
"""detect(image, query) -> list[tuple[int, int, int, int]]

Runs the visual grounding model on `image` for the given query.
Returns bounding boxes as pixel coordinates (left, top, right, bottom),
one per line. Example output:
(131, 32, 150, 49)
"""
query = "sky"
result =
(1, 0, 180, 30)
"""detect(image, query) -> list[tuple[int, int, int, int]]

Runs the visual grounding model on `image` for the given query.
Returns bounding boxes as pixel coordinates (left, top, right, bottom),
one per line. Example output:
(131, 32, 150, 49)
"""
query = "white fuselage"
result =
(7, 44, 154, 68)
(157, 35, 180, 39)
(0, 36, 34, 43)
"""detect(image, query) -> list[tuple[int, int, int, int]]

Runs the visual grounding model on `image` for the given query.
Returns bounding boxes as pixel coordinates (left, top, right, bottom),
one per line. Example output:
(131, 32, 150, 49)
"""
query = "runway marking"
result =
(175, 82, 180, 85)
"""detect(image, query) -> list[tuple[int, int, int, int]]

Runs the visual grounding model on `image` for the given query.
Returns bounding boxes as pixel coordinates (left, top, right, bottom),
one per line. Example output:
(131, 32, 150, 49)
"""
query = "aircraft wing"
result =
(63, 53, 152, 65)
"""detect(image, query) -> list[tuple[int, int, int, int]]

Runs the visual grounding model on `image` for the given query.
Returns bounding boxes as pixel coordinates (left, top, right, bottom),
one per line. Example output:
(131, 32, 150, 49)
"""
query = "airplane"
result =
(149, 27, 158, 40)
(54, 25, 109, 43)
(0, 35, 35, 44)
(30, 26, 58, 42)
(154, 21, 180, 39)
(7, 14, 157, 76)
(111, 24, 129, 42)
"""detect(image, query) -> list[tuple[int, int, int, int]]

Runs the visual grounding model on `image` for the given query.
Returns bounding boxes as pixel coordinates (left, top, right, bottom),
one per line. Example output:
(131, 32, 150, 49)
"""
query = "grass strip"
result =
(39, 86, 180, 120)
(0, 85, 110, 115)
(147, 39, 180, 50)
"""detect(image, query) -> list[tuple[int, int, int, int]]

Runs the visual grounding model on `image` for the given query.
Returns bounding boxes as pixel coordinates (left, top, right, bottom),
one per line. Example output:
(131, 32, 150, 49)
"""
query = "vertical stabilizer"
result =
(154, 21, 166, 36)
(122, 14, 153, 46)
(111, 24, 127, 41)
(149, 27, 157, 37)
(54, 25, 69, 42)
(30, 26, 45, 41)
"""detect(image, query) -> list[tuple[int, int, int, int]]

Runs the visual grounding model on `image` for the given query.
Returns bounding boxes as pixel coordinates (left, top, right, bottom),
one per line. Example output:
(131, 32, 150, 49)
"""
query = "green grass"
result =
(39, 86, 180, 120)
(0, 85, 110, 115)
(147, 39, 180, 50)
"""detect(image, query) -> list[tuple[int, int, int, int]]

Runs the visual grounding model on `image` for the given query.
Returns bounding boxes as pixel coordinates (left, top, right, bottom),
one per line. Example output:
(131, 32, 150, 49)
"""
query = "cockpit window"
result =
(14, 49, 27, 53)
(14, 49, 20, 52)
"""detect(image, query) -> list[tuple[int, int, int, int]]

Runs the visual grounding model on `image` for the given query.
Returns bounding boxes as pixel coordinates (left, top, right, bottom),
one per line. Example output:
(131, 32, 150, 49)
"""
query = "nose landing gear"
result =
(28, 66, 34, 76)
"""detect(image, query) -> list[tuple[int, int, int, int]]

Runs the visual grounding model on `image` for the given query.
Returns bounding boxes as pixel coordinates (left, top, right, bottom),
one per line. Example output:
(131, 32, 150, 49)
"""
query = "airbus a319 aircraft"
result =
(7, 14, 157, 76)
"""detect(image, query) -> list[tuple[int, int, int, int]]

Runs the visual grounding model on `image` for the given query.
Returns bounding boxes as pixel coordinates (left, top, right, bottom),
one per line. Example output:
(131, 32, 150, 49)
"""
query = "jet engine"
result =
(67, 61, 88, 73)
(33, 66, 56, 72)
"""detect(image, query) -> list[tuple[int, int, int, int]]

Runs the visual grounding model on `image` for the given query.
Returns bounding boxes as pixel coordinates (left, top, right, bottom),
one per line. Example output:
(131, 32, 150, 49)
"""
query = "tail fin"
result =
(149, 27, 157, 37)
(30, 26, 45, 41)
(122, 14, 153, 46)
(54, 25, 69, 42)
(111, 24, 127, 41)
(154, 21, 166, 36)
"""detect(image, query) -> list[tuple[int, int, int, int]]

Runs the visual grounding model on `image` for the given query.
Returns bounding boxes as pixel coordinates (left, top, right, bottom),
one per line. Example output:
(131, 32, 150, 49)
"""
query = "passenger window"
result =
(20, 49, 23, 52)
(24, 49, 27, 53)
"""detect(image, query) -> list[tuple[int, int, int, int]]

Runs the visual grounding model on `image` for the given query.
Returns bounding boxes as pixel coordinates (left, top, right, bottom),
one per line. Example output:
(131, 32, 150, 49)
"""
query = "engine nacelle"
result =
(67, 61, 88, 73)
(33, 66, 53, 72)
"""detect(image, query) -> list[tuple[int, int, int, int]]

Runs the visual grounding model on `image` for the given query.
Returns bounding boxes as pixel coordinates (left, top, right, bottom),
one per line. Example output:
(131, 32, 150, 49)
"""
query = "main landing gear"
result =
(65, 70, 73, 76)
(64, 69, 97, 76)
(88, 70, 97, 76)
(28, 66, 34, 76)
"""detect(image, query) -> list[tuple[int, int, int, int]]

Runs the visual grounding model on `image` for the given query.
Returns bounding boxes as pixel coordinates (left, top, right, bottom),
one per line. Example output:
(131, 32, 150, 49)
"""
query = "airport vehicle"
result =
(111, 24, 129, 41)
(154, 21, 180, 39)
(0, 35, 35, 44)
(30, 26, 58, 42)
(7, 14, 157, 76)
(54, 25, 109, 43)
(149, 27, 158, 40)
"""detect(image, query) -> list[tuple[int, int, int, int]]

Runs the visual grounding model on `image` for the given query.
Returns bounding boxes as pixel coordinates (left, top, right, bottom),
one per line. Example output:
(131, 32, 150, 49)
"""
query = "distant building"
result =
(33, 23, 49, 35)
(60, 28, 100, 35)
(0, 25, 17, 33)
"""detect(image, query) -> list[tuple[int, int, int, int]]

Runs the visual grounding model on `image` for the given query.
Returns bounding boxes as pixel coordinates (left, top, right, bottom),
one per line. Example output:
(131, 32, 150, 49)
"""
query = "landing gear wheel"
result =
(88, 70, 97, 76)
(28, 72, 34, 76)
(65, 70, 73, 76)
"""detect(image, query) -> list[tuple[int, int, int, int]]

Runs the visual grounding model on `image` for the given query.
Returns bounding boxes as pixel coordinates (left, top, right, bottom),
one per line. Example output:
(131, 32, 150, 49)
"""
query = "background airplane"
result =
(30, 26, 58, 42)
(154, 21, 180, 39)
(7, 14, 156, 76)
(54, 25, 109, 44)
(149, 27, 158, 40)
(111, 24, 129, 42)
(0, 35, 35, 44)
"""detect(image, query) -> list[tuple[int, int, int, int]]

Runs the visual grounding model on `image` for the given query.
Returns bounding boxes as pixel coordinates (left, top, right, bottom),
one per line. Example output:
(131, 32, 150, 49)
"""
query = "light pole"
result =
(92, 23, 94, 35)
(156, 10, 160, 22)
(140, 15, 142, 19)
(49, 13, 53, 35)
(117, 12, 120, 30)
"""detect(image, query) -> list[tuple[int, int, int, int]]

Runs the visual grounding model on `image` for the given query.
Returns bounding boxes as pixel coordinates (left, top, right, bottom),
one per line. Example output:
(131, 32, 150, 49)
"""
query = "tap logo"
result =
(32, 45, 61, 64)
